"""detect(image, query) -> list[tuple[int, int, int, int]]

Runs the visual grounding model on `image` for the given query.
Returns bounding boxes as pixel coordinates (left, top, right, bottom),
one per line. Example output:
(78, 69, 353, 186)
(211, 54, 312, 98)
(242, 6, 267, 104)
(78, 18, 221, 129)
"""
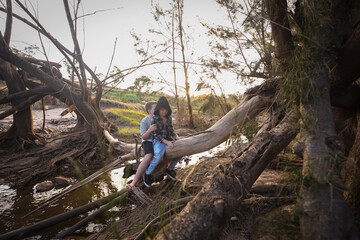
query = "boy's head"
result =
(159, 108, 169, 118)
(145, 101, 157, 115)
(154, 96, 172, 117)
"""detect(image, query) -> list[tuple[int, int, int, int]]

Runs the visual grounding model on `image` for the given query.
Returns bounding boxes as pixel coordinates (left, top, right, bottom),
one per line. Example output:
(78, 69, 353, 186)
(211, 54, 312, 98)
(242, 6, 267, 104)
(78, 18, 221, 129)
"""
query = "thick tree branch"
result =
(63, 0, 88, 100)
(0, 86, 52, 105)
(4, 0, 12, 44)
(0, 95, 43, 120)
(265, 0, 293, 69)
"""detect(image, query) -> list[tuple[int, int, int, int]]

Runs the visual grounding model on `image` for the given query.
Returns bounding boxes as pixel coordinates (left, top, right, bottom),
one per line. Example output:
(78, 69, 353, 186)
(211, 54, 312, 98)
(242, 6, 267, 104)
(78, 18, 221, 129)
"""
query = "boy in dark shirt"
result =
(143, 96, 180, 187)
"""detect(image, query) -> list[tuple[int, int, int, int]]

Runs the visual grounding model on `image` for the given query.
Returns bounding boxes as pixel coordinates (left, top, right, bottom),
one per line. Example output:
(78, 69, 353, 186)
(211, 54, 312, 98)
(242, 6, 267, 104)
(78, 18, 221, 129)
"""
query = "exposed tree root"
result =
(0, 129, 108, 188)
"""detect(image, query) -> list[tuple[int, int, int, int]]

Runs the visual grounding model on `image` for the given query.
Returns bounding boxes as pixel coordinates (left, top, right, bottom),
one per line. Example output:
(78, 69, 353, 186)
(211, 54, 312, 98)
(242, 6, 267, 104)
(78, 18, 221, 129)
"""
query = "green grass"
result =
(117, 126, 140, 137)
(105, 108, 146, 127)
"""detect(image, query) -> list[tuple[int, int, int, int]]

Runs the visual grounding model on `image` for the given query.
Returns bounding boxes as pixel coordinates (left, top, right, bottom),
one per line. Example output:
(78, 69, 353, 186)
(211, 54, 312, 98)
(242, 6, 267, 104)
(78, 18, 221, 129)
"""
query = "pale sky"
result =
(0, 0, 260, 96)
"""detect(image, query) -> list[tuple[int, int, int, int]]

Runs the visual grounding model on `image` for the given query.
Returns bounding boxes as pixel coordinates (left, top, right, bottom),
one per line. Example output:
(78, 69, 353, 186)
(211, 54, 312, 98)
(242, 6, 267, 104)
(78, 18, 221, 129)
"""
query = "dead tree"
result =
(0, 0, 106, 148)
(0, 0, 37, 147)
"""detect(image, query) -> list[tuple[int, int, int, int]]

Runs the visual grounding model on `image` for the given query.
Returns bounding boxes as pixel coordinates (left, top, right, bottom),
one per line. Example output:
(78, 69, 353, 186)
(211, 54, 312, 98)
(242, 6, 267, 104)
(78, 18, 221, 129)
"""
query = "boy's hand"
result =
(149, 124, 157, 132)
(163, 139, 174, 148)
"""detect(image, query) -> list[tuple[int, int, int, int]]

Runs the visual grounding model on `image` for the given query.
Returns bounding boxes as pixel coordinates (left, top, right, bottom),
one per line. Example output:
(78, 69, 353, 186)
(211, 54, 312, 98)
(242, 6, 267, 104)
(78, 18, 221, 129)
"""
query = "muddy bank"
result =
(0, 105, 77, 134)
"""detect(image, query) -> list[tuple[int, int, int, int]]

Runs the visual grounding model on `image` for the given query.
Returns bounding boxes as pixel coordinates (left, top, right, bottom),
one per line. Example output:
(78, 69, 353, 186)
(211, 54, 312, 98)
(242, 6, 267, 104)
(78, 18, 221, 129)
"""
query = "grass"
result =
(105, 108, 146, 127)
(101, 99, 145, 111)
(117, 126, 140, 136)
(105, 108, 146, 138)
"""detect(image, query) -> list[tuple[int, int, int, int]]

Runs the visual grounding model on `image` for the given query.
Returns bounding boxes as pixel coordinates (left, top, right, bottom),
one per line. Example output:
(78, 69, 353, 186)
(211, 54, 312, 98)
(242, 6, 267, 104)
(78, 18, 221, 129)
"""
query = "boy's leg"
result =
(145, 140, 167, 175)
(167, 158, 181, 170)
(129, 153, 153, 189)
(166, 158, 181, 181)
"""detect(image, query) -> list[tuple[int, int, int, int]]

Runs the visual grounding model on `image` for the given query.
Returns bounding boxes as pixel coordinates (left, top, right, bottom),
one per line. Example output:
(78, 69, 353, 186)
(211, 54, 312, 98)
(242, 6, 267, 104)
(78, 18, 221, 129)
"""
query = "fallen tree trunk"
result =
(154, 111, 299, 240)
(107, 79, 276, 174)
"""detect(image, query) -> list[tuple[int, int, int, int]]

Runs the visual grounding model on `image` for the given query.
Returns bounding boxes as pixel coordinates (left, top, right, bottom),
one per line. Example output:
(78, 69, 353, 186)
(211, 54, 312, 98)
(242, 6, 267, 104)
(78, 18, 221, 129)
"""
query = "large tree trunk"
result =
(298, 1, 359, 239)
(155, 110, 299, 239)
(0, 61, 35, 142)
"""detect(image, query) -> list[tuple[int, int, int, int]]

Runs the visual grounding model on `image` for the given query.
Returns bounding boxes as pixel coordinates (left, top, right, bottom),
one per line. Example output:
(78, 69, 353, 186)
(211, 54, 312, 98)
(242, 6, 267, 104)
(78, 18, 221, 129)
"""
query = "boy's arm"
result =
(151, 117, 164, 142)
(142, 124, 157, 140)
(140, 118, 156, 140)
(168, 118, 177, 140)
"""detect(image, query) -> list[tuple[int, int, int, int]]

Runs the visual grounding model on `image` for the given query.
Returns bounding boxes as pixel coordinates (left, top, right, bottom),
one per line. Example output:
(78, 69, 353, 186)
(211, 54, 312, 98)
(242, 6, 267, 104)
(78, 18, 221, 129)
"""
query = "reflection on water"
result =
(32, 184, 72, 204)
(0, 184, 16, 215)
(176, 142, 228, 168)
(0, 142, 228, 239)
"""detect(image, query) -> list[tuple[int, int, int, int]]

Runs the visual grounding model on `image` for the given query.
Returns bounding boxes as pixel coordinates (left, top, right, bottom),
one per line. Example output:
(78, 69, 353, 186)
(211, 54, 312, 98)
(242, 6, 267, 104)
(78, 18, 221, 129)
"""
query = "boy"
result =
(143, 96, 180, 187)
(128, 101, 157, 189)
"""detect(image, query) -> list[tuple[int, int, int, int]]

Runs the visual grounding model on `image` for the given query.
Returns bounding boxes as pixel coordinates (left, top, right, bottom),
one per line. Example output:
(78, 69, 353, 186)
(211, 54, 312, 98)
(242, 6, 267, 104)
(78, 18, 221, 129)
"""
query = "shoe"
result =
(143, 174, 154, 187)
(154, 174, 164, 183)
(166, 169, 177, 181)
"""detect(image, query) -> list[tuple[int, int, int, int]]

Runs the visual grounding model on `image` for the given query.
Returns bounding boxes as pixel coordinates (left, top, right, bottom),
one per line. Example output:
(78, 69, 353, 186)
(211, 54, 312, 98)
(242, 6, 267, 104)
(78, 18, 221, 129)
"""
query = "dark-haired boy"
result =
(143, 96, 181, 187)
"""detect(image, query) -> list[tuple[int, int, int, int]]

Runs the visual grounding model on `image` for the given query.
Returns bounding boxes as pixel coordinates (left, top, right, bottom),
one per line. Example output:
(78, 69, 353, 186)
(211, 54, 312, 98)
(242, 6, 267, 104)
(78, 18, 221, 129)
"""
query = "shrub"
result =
(122, 93, 140, 103)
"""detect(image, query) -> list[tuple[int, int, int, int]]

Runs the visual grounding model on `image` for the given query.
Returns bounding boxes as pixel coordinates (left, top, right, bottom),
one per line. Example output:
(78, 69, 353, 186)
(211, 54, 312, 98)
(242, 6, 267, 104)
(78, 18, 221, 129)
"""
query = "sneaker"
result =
(166, 169, 177, 181)
(143, 174, 154, 187)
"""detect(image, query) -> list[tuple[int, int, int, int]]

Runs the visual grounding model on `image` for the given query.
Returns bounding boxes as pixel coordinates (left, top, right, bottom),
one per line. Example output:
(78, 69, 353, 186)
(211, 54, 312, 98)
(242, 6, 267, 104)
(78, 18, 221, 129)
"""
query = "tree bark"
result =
(343, 113, 360, 217)
(297, 1, 359, 239)
(155, 110, 298, 240)
(265, 0, 293, 69)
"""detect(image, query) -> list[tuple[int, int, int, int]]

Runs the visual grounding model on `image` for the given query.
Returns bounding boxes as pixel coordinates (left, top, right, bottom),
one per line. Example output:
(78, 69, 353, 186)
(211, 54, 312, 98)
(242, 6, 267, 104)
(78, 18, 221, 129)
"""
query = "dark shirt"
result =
(151, 115, 177, 142)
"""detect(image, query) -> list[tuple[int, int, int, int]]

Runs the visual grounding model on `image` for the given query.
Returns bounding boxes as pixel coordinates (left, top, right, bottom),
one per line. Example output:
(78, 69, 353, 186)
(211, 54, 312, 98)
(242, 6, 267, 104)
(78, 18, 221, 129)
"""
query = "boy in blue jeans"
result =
(143, 96, 180, 187)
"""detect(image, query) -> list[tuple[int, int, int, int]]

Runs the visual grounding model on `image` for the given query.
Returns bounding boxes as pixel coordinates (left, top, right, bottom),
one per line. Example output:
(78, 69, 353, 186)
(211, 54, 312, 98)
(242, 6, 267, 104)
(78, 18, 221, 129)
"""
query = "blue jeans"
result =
(145, 139, 179, 175)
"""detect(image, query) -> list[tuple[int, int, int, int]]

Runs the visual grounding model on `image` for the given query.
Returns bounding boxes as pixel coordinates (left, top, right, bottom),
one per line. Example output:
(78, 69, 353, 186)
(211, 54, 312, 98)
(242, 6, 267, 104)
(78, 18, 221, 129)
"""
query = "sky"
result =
(0, 0, 259, 96)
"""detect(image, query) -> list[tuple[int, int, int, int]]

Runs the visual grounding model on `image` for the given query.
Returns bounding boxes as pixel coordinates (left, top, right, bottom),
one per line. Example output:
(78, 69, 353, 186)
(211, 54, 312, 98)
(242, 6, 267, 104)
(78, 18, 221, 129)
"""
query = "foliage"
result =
(127, 75, 153, 95)
(241, 118, 259, 142)
(195, 94, 237, 116)
(201, 0, 274, 86)
(11, 44, 40, 57)
(102, 88, 162, 104)
(122, 93, 140, 103)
